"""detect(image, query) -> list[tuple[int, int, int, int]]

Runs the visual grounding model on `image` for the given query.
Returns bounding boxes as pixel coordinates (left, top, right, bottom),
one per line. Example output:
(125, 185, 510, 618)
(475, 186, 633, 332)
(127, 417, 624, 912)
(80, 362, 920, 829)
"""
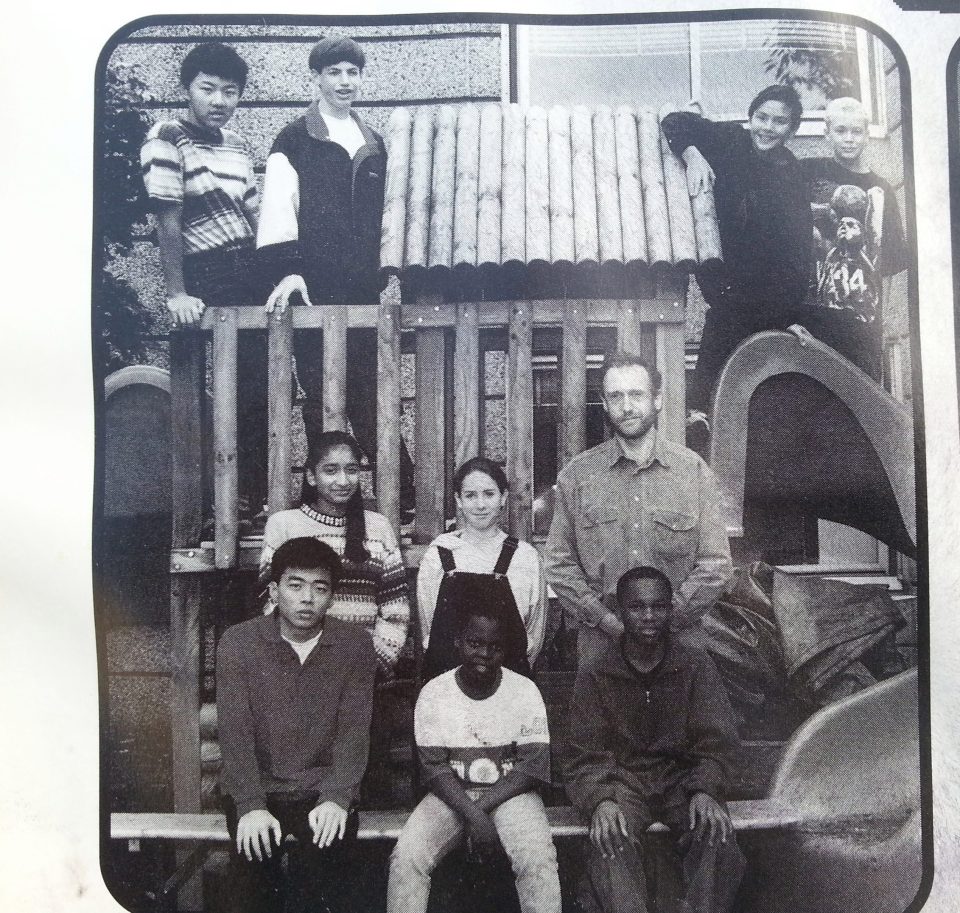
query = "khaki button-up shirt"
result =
(545, 432, 732, 631)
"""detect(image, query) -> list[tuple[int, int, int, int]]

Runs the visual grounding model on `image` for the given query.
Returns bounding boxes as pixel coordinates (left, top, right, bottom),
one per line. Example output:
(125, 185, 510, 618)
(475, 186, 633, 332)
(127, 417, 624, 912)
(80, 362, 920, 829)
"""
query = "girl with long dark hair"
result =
(259, 430, 409, 674)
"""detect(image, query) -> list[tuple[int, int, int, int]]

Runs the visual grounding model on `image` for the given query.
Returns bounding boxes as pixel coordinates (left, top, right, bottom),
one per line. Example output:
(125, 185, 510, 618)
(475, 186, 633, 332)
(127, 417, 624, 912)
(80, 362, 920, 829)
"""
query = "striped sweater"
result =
(260, 505, 409, 672)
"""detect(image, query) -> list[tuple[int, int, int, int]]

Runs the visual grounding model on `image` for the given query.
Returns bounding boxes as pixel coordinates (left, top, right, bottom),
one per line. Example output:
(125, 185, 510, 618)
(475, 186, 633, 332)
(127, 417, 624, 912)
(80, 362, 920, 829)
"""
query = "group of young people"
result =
(661, 83, 907, 442)
(138, 34, 906, 913)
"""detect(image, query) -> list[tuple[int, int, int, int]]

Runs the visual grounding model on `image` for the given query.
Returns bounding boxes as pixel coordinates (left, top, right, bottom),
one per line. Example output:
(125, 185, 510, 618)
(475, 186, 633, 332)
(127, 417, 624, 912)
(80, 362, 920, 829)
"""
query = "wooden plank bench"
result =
(111, 802, 806, 912)
(112, 799, 803, 850)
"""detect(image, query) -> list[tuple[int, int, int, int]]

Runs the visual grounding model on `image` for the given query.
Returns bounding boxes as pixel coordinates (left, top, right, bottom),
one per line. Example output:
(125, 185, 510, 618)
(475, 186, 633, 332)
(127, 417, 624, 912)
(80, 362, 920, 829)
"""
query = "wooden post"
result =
(477, 104, 503, 269)
(615, 106, 648, 267)
(267, 307, 293, 514)
(321, 306, 348, 431)
(414, 320, 447, 543)
(570, 106, 599, 267)
(405, 108, 435, 270)
(656, 274, 688, 445)
(501, 104, 526, 265)
(659, 108, 698, 269)
(593, 106, 624, 266)
(454, 301, 480, 469)
(170, 575, 202, 909)
(212, 309, 238, 568)
(617, 300, 644, 355)
(637, 107, 672, 268)
(429, 106, 457, 270)
(548, 105, 574, 265)
(525, 107, 550, 264)
(381, 108, 412, 272)
(560, 301, 587, 467)
(168, 328, 205, 910)
(376, 282, 402, 536)
(508, 302, 534, 539)
(169, 330, 205, 547)
(454, 104, 480, 269)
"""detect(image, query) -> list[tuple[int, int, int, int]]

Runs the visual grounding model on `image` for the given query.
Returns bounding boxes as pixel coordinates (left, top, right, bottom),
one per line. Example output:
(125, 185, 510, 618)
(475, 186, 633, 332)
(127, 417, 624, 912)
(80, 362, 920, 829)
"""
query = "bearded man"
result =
(545, 353, 733, 664)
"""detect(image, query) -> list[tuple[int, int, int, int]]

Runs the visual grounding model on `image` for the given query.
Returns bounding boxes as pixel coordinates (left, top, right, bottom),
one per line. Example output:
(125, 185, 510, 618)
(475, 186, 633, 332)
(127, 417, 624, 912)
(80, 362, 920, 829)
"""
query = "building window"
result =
(516, 19, 886, 136)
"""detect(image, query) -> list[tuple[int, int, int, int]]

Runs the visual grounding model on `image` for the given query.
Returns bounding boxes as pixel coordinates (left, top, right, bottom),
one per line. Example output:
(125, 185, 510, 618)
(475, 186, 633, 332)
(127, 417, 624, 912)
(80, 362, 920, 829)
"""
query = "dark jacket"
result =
(661, 111, 812, 308)
(216, 612, 376, 817)
(257, 103, 387, 302)
(563, 637, 739, 816)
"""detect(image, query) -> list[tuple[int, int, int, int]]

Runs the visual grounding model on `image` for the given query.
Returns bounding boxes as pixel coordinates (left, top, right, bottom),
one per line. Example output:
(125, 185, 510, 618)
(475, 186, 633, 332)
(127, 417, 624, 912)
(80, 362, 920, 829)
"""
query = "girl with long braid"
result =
(259, 431, 409, 674)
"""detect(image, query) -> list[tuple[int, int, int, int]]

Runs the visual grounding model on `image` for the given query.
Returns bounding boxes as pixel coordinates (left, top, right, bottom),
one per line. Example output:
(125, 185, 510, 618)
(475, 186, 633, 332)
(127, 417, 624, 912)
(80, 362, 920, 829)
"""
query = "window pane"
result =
(698, 20, 862, 120)
(525, 23, 692, 109)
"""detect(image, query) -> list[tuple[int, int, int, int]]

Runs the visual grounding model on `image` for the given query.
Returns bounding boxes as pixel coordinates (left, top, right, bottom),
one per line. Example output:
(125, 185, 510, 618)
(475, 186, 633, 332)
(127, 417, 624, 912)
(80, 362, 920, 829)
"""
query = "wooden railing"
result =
(169, 279, 689, 572)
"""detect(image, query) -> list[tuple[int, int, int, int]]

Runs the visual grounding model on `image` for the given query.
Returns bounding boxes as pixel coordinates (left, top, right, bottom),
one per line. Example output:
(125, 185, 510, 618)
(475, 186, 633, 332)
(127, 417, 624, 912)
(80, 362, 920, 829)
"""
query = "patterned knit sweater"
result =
(260, 505, 410, 672)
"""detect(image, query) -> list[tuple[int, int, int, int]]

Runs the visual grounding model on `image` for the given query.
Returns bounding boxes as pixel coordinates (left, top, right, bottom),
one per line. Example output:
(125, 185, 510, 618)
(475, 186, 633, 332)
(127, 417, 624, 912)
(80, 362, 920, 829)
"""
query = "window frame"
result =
(513, 20, 888, 139)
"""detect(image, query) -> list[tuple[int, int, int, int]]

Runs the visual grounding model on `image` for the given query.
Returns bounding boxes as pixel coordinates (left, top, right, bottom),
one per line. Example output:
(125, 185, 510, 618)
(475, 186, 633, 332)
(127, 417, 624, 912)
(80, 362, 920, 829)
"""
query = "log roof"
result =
(379, 103, 722, 289)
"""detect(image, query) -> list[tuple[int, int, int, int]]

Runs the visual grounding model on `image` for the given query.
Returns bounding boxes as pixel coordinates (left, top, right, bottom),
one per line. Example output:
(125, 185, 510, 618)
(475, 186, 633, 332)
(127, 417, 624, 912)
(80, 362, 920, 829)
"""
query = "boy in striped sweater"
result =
(140, 42, 268, 520)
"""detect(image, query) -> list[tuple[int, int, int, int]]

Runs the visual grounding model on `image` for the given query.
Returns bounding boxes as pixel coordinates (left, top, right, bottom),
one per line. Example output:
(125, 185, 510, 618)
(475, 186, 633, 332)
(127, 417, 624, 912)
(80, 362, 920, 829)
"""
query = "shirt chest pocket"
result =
(575, 490, 620, 578)
(651, 508, 698, 563)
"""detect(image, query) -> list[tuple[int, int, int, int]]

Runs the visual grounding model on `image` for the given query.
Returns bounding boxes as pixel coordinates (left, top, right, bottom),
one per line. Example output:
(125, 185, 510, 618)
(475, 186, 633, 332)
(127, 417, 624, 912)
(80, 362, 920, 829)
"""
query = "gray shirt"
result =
(545, 432, 732, 631)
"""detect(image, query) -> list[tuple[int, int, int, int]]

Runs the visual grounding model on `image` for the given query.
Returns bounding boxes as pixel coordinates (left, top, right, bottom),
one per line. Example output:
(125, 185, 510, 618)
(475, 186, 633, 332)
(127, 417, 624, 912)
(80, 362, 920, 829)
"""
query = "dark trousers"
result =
(579, 782, 745, 913)
(688, 293, 808, 415)
(185, 248, 268, 511)
(223, 794, 360, 913)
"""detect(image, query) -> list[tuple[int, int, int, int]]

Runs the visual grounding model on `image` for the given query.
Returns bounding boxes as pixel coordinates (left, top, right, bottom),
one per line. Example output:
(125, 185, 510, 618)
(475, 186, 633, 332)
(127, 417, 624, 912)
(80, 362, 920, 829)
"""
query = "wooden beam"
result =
(212, 309, 238, 568)
(453, 301, 480, 468)
(414, 324, 447, 543)
(267, 307, 293, 514)
(169, 330, 205, 548)
(617, 300, 644, 355)
(656, 321, 685, 445)
(321, 306, 348, 431)
(560, 301, 587, 467)
(169, 575, 203, 910)
(376, 286, 402, 536)
(169, 540, 431, 574)
(508, 302, 534, 539)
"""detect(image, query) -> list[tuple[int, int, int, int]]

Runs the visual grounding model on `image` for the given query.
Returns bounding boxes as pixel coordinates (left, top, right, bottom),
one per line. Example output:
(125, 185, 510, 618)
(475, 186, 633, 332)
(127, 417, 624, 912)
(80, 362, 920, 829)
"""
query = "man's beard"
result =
(609, 413, 656, 440)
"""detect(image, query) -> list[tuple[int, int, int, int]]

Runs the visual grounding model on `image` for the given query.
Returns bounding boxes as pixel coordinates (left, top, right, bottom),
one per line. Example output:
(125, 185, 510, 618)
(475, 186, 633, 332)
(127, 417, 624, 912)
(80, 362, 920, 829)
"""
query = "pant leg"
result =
(490, 792, 561, 913)
(687, 303, 751, 415)
(222, 797, 285, 913)
(387, 792, 465, 913)
(580, 783, 655, 913)
(281, 803, 361, 913)
(659, 796, 746, 913)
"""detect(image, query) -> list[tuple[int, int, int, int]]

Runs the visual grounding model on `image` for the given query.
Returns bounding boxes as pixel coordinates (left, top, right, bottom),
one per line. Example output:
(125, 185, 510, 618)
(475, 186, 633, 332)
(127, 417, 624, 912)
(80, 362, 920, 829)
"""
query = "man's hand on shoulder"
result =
(265, 274, 313, 314)
(236, 809, 282, 861)
(590, 799, 629, 858)
(167, 293, 206, 326)
(309, 800, 348, 848)
(689, 791, 733, 846)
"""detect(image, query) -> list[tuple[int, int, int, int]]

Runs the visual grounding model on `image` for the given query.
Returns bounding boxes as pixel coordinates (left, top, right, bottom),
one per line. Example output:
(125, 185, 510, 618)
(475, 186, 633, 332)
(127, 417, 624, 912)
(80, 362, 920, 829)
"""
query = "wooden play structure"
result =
(162, 100, 722, 832)
(109, 101, 922, 912)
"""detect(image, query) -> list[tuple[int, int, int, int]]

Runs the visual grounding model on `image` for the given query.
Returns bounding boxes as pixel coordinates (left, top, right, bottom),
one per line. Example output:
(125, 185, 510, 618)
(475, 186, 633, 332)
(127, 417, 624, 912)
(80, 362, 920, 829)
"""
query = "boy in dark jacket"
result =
(217, 536, 376, 913)
(256, 36, 414, 508)
(564, 567, 745, 913)
(661, 85, 813, 434)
